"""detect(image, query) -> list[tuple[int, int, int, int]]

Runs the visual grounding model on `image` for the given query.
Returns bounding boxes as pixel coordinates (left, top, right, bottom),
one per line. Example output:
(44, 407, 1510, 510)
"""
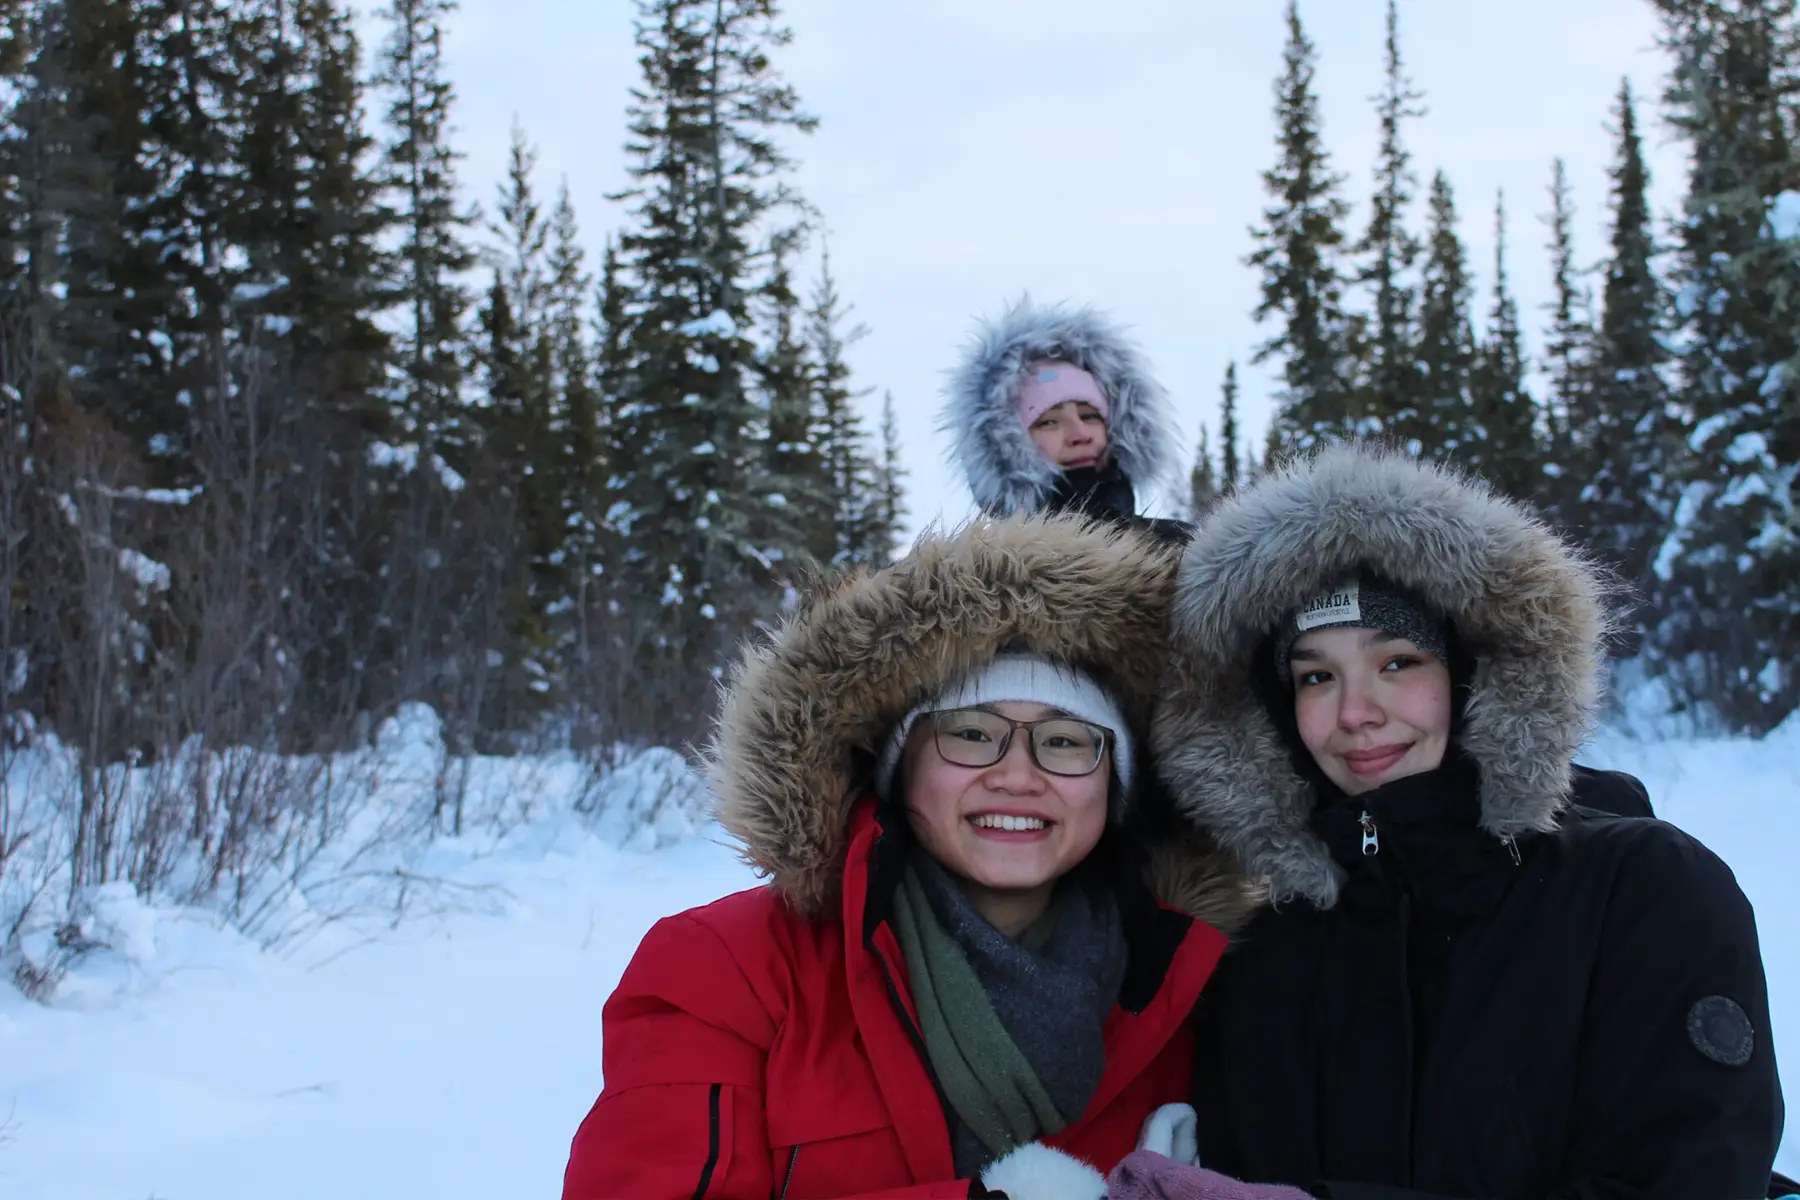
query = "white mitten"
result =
(1135, 1101, 1200, 1166)
(979, 1141, 1108, 1200)
(1137, 1101, 1195, 1165)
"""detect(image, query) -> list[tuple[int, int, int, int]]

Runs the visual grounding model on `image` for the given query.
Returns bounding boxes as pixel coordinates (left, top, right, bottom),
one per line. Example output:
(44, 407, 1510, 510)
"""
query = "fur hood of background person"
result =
(941, 298, 1177, 517)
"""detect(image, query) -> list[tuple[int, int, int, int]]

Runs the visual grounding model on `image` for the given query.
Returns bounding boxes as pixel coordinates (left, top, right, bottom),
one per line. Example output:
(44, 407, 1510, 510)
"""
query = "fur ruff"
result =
(705, 515, 1257, 932)
(1154, 445, 1616, 910)
(942, 297, 1176, 515)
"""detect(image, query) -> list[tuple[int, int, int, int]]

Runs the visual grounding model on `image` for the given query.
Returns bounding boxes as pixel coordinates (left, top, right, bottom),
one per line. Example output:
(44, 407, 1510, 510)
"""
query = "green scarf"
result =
(886, 863, 1068, 1160)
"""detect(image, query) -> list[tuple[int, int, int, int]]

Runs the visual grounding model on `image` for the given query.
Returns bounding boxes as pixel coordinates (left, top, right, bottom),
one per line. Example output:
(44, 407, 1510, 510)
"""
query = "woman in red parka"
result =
(562, 516, 1255, 1200)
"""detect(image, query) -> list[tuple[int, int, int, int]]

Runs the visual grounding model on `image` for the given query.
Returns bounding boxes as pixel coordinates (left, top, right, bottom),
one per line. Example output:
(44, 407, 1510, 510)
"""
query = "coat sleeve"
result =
(1316, 823, 1786, 1200)
(1552, 824, 1784, 1197)
(561, 911, 987, 1200)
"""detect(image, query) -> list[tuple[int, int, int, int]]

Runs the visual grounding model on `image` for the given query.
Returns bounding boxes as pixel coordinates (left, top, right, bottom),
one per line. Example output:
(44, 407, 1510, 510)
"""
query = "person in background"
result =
(561, 516, 1255, 1200)
(1113, 444, 1784, 1200)
(941, 297, 1190, 543)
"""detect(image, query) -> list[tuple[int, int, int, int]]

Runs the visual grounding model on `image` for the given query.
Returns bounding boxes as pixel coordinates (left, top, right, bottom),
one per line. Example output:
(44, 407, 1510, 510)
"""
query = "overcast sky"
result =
(359, 0, 1685, 538)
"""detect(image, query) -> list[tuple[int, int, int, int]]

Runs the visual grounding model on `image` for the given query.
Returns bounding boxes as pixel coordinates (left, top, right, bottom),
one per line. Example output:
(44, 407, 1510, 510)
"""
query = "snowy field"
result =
(0, 713, 1794, 1199)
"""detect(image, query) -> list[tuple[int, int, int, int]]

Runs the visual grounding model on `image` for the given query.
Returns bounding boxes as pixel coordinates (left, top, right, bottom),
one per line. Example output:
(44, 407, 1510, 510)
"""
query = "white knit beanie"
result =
(873, 652, 1132, 801)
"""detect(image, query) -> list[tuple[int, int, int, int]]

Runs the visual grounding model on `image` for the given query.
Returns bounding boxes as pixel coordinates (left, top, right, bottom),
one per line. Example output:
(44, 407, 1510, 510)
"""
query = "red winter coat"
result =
(563, 802, 1229, 1200)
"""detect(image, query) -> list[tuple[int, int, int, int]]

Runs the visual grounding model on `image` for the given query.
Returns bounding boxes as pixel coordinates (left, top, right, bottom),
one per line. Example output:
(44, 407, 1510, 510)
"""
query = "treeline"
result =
(1190, 0, 1799, 735)
(0, 0, 903, 795)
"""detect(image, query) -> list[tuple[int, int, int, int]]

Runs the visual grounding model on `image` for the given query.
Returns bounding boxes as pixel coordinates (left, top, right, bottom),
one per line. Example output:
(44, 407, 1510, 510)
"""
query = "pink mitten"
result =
(1106, 1150, 1312, 1200)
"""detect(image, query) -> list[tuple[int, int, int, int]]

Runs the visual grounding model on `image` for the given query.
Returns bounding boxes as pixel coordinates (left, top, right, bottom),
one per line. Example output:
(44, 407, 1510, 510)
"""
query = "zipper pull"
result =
(1359, 809, 1380, 856)
(1503, 833, 1521, 866)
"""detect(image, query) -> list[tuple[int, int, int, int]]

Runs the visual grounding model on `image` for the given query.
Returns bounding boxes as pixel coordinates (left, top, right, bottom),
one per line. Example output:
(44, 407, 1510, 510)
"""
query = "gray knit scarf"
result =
(890, 853, 1128, 1177)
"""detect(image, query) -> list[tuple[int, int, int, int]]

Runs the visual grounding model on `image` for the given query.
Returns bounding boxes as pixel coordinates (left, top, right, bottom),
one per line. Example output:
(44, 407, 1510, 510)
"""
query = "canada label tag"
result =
(1296, 579, 1361, 631)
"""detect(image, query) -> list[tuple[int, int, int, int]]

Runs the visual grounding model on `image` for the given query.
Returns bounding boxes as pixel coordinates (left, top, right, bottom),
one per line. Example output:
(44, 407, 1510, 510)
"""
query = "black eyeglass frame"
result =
(924, 707, 1113, 778)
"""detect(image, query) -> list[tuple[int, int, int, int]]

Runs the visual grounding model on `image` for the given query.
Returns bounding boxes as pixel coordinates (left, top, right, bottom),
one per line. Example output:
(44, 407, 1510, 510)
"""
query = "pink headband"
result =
(1015, 359, 1110, 429)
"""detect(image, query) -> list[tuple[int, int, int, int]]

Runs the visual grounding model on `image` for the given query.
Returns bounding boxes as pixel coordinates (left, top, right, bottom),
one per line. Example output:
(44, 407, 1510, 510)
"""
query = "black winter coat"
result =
(1048, 462, 1193, 547)
(1190, 760, 1785, 1200)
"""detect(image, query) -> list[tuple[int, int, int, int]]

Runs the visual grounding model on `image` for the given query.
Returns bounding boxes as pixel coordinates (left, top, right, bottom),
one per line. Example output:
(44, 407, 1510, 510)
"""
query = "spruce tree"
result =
(1541, 156, 1593, 477)
(805, 242, 879, 567)
(141, 0, 245, 446)
(1189, 422, 1219, 518)
(373, 0, 474, 458)
(1249, 0, 1356, 449)
(38, 0, 187, 472)
(1218, 360, 1241, 494)
(760, 241, 827, 561)
(474, 124, 568, 729)
(1650, 0, 1800, 732)
(1413, 169, 1476, 459)
(372, 0, 483, 737)
(239, 0, 400, 737)
(595, 236, 629, 426)
(869, 390, 907, 566)
(1466, 191, 1544, 503)
(547, 179, 602, 579)
(235, 0, 392, 421)
(1578, 78, 1675, 611)
(604, 0, 817, 737)
(1352, 0, 1424, 436)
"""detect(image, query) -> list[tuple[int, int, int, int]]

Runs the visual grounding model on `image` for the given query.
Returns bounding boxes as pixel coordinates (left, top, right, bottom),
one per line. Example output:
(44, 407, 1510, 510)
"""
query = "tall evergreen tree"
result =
(1466, 191, 1543, 502)
(1352, 0, 1424, 435)
(1577, 78, 1675, 608)
(1249, 0, 1356, 449)
(1541, 156, 1593, 469)
(1412, 169, 1476, 458)
(1218, 359, 1241, 494)
(868, 390, 906, 566)
(759, 240, 826, 559)
(1189, 422, 1219, 518)
(1650, 0, 1800, 732)
(36, 0, 187, 472)
(474, 123, 565, 729)
(234, 0, 393, 432)
(372, 0, 484, 740)
(373, 0, 474, 455)
(547, 179, 602, 574)
(604, 0, 817, 737)
(594, 235, 629, 425)
(805, 242, 880, 567)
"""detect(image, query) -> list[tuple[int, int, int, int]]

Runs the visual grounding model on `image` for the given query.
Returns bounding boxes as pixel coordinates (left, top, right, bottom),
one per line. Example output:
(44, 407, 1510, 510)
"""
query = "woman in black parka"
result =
(1137, 445, 1785, 1200)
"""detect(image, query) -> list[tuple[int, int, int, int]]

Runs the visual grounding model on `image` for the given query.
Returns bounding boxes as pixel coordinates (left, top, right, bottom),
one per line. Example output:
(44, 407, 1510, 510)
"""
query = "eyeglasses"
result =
(927, 708, 1111, 778)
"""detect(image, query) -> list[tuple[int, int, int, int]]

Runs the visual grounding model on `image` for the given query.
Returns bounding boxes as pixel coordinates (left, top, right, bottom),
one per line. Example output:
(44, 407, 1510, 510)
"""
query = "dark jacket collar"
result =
(1309, 756, 1522, 922)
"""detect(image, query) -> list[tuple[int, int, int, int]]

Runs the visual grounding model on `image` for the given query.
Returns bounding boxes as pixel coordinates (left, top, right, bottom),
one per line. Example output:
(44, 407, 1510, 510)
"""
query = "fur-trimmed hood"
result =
(705, 514, 1255, 932)
(1154, 445, 1614, 910)
(942, 298, 1177, 516)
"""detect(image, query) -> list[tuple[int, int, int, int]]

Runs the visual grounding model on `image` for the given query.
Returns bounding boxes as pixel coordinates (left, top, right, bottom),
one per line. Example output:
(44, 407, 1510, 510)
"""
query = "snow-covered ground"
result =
(0, 716, 1794, 1199)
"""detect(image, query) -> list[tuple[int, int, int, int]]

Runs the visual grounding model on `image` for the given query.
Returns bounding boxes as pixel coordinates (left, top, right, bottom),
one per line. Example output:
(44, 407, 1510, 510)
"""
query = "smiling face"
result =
(899, 700, 1111, 933)
(1290, 626, 1454, 796)
(1026, 401, 1110, 469)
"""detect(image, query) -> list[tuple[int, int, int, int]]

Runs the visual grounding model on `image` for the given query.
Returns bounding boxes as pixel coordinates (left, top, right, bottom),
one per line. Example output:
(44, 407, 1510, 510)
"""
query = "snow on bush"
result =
(1766, 190, 1800, 240)
(582, 746, 712, 852)
(0, 706, 713, 1005)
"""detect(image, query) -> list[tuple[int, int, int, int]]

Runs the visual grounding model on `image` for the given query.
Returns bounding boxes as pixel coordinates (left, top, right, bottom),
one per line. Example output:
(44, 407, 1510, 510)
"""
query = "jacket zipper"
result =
(1359, 809, 1380, 856)
(691, 1082, 723, 1200)
(778, 1144, 799, 1199)
(875, 942, 958, 1130)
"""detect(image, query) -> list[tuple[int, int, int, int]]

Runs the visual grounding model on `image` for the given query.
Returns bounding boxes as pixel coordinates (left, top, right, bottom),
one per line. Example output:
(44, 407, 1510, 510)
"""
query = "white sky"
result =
(362, 0, 1685, 538)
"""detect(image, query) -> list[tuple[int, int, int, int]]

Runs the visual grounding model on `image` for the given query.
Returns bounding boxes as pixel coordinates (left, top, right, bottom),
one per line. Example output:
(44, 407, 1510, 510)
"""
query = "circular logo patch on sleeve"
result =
(1687, 995, 1755, 1067)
